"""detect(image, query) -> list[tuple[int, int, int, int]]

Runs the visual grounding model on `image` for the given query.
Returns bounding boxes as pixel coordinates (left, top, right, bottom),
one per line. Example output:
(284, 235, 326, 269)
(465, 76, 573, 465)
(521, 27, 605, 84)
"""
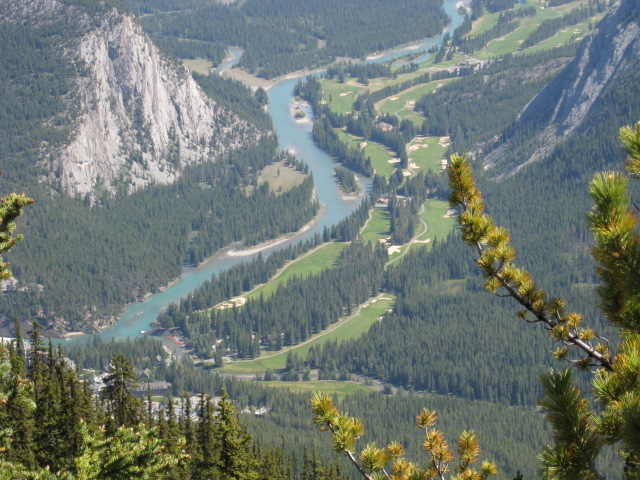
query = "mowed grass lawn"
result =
(469, 10, 499, 35)
(475, 0, 599, 58)
(407, 136, 448, 173)
(316, 296, 395, 347)
(376, 79, 455, 128)
(321, 79, 366, 115)
(396, 110, 426, 127)
(334, 128, 395, 178)
(219, 295, 395, 373)
(471, 2, 562, 37)
(375, 78, 454, 113)
(520, 15, 604, 54)
(322, 66, 442, 118)
(361, 207, 390, 245)
(247, 242, 345, 300)
(256, 380, 374, 397)
(412, 199, 456, 251)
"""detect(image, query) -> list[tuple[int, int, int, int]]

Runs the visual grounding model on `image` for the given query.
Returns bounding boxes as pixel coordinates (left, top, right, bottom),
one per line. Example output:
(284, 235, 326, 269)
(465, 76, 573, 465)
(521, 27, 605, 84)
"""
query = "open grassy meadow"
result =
(258, 160, 307, 194)
(181, 58, 213, 75)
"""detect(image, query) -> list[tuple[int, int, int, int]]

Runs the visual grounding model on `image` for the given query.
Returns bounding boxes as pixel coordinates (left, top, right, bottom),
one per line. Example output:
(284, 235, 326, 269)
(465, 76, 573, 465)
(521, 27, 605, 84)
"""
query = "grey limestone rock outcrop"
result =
(484, 0, 640, 175)
(4, 0, 260, 197)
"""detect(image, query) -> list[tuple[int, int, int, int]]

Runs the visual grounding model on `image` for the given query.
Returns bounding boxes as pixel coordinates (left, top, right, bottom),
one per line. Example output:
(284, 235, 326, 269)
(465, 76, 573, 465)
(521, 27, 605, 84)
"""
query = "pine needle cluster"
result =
(448, 122, 640, 478)
(448, 153, 612, 372)
(0, 191, 33, 280)
(312, 393, 497, 480)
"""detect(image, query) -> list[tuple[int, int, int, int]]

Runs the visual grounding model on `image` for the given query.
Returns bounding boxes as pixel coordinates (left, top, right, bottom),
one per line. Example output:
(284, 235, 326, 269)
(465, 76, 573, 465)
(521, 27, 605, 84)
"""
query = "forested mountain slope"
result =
(484, 0, 640, 174)
(306, 0, 640, 412)
(0, 0, 316, 334)
(127, 0, 449, 78)
(1, 0, 259, 198)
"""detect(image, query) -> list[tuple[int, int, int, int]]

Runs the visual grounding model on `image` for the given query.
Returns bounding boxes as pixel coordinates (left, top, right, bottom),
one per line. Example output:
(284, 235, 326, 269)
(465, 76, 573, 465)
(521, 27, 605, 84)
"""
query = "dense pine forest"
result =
(2, 137, 319, 331)
(0, 325, 347, 479)
(3, 0, 640, 478)
(0, 0, 319, 332)
(126, 0, 449, 78)
(291, 0, 640, 412)
(0, 324, 555, 478)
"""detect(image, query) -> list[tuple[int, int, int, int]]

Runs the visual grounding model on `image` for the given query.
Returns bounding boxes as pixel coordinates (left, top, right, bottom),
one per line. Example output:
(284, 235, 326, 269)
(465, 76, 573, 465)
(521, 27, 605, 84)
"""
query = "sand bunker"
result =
(388, 245, 402, 254)
(438, 136, 451, 148)
(231, 297, 247, 306)
(388, 158, 401, 164)
(409, 142, 429, 151)
(217, 296, 247, 310)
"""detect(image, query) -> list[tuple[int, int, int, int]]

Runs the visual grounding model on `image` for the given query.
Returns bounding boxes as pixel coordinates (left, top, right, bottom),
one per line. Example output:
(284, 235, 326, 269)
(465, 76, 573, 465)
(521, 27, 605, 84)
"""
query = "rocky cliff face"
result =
(4, 0, 259, 197)
(484, 0, 640, 175)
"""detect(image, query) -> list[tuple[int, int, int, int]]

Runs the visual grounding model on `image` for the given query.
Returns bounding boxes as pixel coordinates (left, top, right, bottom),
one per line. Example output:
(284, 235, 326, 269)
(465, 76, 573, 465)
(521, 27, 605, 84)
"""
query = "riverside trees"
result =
(0, 189, 328, 479)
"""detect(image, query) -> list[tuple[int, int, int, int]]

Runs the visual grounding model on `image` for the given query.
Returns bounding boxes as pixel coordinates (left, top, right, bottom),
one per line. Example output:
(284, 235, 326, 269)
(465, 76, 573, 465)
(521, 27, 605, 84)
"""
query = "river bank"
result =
(225, 203, 327, 257)
(57, 0, 463, 344)
(219, 23, 457, 92)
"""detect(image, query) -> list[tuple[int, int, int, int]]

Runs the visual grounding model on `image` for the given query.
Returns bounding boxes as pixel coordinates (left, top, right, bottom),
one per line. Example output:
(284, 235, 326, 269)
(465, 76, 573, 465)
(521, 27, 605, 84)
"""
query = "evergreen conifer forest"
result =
(1, 0, 639, 478)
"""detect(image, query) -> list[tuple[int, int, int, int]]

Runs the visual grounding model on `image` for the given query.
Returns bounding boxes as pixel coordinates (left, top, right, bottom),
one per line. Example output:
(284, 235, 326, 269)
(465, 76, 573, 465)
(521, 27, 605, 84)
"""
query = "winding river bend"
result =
(65, 0, 464, 345)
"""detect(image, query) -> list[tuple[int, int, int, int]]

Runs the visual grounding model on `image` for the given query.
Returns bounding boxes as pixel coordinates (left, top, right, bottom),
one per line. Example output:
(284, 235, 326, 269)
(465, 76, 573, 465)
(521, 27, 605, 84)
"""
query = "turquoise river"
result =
(64, 0, 465, 346)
